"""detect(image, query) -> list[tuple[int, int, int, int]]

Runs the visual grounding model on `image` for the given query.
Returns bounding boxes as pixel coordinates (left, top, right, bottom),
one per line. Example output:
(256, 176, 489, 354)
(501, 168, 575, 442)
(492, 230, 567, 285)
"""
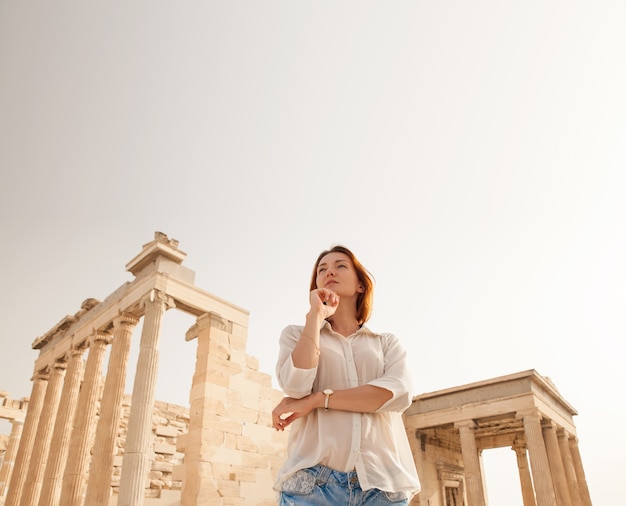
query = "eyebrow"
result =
(318, 260, 348, 268)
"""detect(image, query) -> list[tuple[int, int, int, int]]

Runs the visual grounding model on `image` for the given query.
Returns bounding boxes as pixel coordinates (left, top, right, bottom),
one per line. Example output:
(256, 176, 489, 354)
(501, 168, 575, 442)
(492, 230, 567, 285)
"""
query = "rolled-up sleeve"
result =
(276, 325, 318, 398)
(367, 333, 413, 413)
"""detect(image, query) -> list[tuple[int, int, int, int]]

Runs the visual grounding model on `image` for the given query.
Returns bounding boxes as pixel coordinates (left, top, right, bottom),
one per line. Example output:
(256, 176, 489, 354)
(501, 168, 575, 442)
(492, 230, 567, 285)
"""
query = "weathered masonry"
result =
(405, 370, 593, 506)
(0, 233, 592, 506)
(0, 232, 287, 506)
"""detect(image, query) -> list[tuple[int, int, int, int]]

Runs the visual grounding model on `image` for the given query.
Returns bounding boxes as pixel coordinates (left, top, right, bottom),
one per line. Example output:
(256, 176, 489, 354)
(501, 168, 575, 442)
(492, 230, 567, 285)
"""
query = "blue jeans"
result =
(279, 465, 408, 506)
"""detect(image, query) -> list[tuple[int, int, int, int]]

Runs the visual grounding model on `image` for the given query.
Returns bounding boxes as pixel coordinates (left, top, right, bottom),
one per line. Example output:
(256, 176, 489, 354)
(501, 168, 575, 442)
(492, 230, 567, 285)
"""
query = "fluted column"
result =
(456, 420, 486, 506)
(557, 429, 582, 506)
(59, 331, 112, 506)
(512, 439, 536, 506)
(118, 290, 173, 506)
(520, 410, 557, 506)
(0, 420, 23, 497)
(4, 370, 48, 506)
(541, 420, 571, 506)
(568, 436, 592, 506)
(85, 313, 139, 506)
(38, 345, 86, 506)
(21, 361, 67, 506)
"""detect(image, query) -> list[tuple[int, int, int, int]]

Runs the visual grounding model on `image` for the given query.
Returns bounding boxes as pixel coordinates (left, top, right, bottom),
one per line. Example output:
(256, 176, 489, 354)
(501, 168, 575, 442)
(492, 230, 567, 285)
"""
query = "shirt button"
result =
(352, 447, 358, 452)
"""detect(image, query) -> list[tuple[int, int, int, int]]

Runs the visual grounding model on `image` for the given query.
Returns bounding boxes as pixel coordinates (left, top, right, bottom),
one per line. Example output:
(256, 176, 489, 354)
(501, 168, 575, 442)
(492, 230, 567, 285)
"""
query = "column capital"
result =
(516, 408, 541, 421)
(90, 330, 113, 346)
(186, 311, 232, 341)
(50, 360, 68, 373)
(142, 289, 175, 310)
(541, 419, 558, 430)
(115, 312, 140, 328)
(512, 437, 527, 451)
(454, 419, 477, 430)
(31, 369, 50, 382)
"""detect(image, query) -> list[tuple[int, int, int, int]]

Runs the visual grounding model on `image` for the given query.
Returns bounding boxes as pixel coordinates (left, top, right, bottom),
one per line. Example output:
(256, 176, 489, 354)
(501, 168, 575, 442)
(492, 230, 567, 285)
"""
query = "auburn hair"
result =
(309, 245, 375, 325)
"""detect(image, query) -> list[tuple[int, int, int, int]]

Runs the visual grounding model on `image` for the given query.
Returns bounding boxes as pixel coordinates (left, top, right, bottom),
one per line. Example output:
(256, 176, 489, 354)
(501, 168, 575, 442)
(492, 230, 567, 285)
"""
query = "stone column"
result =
(519, 410, 557, 506)
(38, 345, 86, 506)
(21, 360, 67, 506)
(512, 439, 536, 506)
(85, 313, 139, 506)
(4, 370, 48, 506)
(455, 420, 486, 506)
(181, 312, 234, 505)
(568, 436, 592, 506)
(557, 429, 582, 506)
(59, 331, 112, 506)
(541, 420, 571, 506)
(118, 290, 173, 506)
(0, 420, 23, 497)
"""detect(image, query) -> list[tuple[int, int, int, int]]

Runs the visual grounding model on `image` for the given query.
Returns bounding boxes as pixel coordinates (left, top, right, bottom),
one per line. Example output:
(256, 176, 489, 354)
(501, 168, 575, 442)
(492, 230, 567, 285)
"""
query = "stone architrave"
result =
(21, 361, 67, 506)
(512, 440, 537, 506)
(4, 371, 49, 506)
(85, 313, 139, 506)
(541, 420, 571, 506)
(59, 331, 112, 506)
(568, 437, 592, 506)
(520, 411, 557, 506)
(118, 290, 173, 506)
(455, 420, 487, 506)
(38, 345, 86, 506)
(0, 420, 23, 497)
(557, 429, 582, 506)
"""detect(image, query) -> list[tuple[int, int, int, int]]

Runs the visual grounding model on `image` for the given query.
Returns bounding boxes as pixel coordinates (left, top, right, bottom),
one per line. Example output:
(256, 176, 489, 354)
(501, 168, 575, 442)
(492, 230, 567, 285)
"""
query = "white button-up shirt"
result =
(274, 321, 421, 497)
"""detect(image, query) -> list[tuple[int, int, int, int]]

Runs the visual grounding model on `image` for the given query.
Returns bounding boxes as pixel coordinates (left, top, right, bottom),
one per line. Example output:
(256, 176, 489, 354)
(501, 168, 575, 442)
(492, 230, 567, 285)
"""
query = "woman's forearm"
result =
(320, 385, 393, 413)
(291, 311, 324, 369)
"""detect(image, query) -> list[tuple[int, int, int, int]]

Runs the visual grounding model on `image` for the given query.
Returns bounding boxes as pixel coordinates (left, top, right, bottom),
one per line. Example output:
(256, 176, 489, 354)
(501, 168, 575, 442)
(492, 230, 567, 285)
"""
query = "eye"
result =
(318, 267, 326, 274)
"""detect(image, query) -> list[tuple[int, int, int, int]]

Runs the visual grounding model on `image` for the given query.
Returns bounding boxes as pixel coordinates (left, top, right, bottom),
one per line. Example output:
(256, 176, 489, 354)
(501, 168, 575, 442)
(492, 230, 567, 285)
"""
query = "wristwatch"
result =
(323, 389, 334, 411)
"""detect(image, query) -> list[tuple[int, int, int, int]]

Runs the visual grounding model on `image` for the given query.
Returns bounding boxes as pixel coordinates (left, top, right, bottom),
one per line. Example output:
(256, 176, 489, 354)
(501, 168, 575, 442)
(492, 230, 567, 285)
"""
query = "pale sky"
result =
(1, 1, 624, 504)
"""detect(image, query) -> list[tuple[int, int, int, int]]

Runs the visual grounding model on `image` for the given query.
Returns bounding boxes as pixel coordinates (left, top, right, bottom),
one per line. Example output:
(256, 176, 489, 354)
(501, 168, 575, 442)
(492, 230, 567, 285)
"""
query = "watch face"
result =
(323, 389, 334, 396)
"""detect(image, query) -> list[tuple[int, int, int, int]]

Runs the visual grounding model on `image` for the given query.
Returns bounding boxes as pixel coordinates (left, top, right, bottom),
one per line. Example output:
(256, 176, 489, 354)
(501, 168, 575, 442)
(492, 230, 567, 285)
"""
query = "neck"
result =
(328, 303, 360, 337)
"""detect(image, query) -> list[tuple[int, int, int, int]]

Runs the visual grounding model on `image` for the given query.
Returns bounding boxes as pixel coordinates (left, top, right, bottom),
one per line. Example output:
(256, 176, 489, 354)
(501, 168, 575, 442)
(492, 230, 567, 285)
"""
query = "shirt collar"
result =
(321, 319, 377, 337)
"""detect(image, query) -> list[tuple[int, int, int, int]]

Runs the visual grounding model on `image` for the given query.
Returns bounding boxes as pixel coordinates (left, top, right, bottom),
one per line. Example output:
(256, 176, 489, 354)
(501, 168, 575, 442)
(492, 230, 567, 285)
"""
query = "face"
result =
(315, 252, 364, 298)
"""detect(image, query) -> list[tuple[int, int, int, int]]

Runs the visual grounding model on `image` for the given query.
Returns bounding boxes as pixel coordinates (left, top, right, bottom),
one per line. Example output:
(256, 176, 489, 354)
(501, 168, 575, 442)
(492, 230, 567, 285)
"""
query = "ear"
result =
(358, 284, 365, 293)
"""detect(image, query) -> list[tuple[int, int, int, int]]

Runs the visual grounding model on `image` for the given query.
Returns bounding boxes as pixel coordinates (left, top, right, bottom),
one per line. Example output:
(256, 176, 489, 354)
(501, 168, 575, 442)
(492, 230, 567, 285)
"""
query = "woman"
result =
(272, 245, 420, 505)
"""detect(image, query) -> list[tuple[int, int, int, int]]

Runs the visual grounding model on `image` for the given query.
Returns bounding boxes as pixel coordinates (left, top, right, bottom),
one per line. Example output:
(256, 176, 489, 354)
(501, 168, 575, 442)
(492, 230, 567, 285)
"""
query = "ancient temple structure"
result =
(0, 232, 287, 506)
(0, 233, 593, 506)
(405, 370, 593, 506)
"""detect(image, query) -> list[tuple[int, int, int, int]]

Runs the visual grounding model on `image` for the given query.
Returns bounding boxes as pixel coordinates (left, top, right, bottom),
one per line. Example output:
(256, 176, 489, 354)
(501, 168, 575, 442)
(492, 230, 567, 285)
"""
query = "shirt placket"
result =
(342, 337, 361, 471)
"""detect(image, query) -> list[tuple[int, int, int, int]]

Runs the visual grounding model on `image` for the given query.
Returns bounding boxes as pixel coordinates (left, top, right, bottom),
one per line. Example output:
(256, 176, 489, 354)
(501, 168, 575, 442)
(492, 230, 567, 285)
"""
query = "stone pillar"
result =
(118, 290, 173, 506)
(85, 313, 139, 506)
(541, 420, 571, 506)
(568, 436, 592, 506)
(4, 370, 48, 506)
(512, 439, 536, 506)
(455, 420, 486, 506)
(21, 361, 67, 506)
(38, 345, 86, 506)
(181, 312, 234, 505)
(557, 429, 582, 506)
(0, 420, 23, 497)
(520, 410, 557, 506)
(59, 331, 112, 506)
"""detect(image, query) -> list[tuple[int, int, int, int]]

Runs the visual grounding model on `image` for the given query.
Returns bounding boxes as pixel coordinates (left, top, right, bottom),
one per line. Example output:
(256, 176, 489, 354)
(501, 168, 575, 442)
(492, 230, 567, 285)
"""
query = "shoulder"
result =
(361, 326, 398, 342)
(280, 324, 303, 339)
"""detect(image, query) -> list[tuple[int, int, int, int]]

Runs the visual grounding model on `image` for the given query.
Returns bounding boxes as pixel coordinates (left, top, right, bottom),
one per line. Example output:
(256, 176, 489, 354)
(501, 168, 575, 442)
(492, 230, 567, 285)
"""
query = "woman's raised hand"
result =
(310, 288, 339, 318)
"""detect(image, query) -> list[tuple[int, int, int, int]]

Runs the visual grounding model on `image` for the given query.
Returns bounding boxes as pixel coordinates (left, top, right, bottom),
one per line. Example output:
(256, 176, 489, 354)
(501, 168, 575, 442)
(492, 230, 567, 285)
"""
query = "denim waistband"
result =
(309, 464, 361, 488)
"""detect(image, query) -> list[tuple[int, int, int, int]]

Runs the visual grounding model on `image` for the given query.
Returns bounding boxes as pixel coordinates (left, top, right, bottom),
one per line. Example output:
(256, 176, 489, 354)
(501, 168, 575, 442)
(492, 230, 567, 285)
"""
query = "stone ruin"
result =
(0, 232, 593, 506)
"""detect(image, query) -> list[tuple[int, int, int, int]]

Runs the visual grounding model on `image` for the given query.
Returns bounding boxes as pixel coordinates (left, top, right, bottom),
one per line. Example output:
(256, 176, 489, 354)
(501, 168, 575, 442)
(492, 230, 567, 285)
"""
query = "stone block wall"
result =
(110, 396, 190, 500)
